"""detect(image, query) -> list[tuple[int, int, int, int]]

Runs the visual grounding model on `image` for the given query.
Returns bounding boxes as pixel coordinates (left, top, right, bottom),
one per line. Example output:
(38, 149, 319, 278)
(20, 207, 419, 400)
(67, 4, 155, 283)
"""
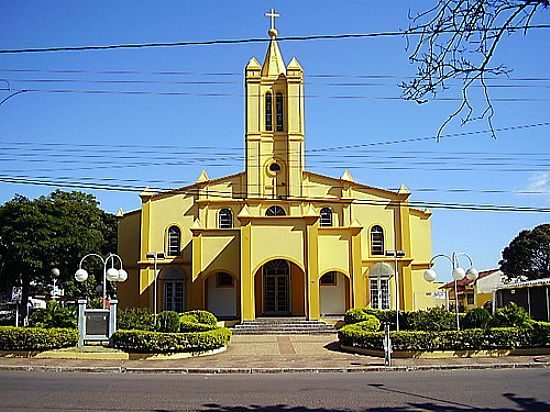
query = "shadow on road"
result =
(201, 391, 550, 411)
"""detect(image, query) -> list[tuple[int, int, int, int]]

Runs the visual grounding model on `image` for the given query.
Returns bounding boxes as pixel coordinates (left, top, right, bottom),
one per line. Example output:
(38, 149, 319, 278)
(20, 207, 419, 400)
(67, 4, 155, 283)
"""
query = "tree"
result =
(0, 190, 117, 315)
(499, 223, 550, 280)
(403, 0, 548, 139)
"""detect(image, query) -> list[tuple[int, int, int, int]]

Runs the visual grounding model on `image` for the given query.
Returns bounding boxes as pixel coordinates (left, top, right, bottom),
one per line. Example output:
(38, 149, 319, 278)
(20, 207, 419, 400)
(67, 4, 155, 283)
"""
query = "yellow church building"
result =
(117, 17, 439, 321)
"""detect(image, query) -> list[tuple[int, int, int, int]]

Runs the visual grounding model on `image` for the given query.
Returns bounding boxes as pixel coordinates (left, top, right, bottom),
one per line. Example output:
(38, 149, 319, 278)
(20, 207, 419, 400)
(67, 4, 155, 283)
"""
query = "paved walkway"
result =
(1, 334, 549, 371)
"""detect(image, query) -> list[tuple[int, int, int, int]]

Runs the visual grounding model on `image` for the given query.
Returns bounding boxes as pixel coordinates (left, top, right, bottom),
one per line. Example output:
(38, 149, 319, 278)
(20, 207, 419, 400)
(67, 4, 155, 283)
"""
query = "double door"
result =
(263, 260, 290, 315)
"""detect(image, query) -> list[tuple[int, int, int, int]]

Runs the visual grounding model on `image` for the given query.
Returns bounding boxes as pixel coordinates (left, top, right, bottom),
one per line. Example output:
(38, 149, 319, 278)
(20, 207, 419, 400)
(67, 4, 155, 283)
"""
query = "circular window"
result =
(269, 163, 281, 173)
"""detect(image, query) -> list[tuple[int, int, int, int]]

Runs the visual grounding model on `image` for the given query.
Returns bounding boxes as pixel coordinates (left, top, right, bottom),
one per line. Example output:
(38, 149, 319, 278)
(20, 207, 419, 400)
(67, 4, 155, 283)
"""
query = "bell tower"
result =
(245, 9, 305, 199)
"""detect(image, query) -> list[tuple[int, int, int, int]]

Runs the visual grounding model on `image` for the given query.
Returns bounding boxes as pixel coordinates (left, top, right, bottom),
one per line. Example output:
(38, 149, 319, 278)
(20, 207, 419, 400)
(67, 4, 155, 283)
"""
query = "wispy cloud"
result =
(523, 172, 550, 201)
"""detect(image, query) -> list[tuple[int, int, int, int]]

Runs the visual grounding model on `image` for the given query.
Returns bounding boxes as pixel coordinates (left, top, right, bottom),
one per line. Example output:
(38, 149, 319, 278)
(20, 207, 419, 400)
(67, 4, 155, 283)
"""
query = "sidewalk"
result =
(1, 334, 549, 373)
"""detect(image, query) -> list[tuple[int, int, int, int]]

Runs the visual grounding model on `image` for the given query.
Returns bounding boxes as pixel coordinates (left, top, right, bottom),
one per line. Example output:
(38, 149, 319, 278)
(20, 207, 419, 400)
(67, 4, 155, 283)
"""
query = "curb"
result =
(0, 362, 548, 374)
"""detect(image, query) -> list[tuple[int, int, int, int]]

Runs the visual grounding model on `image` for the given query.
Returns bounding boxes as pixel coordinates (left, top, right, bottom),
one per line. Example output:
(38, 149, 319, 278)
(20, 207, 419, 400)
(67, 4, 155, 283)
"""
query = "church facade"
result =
(117, 22, 439, 321)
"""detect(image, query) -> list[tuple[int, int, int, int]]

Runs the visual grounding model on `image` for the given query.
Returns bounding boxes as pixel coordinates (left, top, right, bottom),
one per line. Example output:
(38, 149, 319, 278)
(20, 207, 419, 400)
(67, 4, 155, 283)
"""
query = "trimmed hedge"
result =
(181, 310, 218, 326)
(110, 327, 232, 353)
(179, 321, 217, 333)
(0, 326, 78, 351)
(118, 308, 155, 331)
(338, 322, 550, 351)
(156, 311, 180, 333)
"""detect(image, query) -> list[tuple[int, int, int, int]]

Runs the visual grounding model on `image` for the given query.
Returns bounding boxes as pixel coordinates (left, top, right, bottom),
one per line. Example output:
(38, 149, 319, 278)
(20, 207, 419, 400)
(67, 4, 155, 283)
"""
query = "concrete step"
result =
(232, 319, 336, 335)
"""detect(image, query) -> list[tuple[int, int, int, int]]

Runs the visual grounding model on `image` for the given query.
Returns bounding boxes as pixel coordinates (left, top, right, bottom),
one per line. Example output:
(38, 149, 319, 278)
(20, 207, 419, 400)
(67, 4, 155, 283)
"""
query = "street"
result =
(0, 368, 548, 411)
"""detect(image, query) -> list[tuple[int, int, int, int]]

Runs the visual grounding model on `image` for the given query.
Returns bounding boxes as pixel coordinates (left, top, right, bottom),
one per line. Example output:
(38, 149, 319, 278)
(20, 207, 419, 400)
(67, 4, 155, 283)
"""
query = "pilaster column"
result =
(306, 220, 320, 320)
(190, 229, 204, 310)
(240, 222, 255, 320)
(350, 221, 365, 308)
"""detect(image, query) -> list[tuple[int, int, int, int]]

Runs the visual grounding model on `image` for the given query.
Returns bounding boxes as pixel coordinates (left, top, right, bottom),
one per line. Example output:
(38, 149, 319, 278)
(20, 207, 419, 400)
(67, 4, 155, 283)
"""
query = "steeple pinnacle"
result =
(261, 8, 285, 77)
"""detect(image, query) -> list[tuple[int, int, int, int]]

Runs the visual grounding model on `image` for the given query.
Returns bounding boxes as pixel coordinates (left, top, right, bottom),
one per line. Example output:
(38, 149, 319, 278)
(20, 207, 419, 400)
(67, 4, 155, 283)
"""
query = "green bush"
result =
(156, 311, 180, 333)
(491, 303, 532, 328)
(118, 307, 155, 331)
(406, 306, 456, 331)
(463, 308, 492, 329)
(0, 326, 78, 351)
(110, 328, 231, 353)
(355, 315, 381, 332)
(343, 308, 370, 325)
(179, 321, 217, 332)
(181, 310, 218, 326)
(28, 301, 77, 329)
(339, 325, 550, 352)
(524, 321, 550, 348)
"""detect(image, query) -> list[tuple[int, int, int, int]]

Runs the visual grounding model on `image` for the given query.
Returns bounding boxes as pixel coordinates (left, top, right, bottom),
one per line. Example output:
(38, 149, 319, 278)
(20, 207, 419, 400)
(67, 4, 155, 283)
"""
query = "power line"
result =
(4, 77, 550, 90)
(2, 68, 550, 82)
(0, 24, 549, 54)
(1, 175, 548, 213)
(0, 172, 547, 196)
(2, 87, 549, 102)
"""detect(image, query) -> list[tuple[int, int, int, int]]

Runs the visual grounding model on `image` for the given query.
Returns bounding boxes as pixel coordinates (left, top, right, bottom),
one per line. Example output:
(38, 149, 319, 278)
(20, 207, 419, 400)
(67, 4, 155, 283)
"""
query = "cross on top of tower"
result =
(265, 8, 280, 37)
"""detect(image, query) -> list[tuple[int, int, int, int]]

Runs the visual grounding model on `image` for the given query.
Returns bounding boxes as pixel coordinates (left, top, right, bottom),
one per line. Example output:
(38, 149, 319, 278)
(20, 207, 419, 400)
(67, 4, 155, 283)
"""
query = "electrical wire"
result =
(0, 24, 549, 54)
(1, 87, 548, 102)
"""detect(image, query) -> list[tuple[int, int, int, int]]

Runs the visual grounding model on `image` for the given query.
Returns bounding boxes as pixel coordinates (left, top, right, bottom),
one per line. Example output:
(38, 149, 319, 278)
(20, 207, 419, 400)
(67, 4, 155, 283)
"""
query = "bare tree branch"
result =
(402, 0, 548, 141)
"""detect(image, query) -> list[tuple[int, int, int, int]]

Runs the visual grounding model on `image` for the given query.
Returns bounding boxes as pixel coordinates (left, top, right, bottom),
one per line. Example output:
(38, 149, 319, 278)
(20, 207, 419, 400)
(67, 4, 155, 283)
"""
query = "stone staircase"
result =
(232, 317, 336, 335)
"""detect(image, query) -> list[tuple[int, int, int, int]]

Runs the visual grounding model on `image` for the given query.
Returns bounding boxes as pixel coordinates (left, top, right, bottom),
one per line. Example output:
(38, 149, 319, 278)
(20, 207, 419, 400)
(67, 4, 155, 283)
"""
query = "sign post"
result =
(11, 286, 22, 327)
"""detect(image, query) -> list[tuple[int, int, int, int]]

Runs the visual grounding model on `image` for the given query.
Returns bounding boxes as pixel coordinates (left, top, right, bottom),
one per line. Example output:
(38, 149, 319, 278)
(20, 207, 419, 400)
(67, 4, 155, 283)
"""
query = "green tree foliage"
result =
(499, 223, 550, 280)
(0, 190, 117, 308)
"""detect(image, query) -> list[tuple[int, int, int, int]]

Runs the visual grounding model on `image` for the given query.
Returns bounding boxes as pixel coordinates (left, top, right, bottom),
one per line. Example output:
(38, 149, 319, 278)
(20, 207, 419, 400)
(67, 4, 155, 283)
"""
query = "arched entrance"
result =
(319, 271, 351, 316)
(254, 259, 305, 317)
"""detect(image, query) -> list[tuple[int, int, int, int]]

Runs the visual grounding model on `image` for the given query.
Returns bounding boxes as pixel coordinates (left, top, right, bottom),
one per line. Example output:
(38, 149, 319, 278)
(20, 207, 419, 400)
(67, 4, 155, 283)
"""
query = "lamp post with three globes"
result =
(74, 253, 128, 309)
(423, 252, 478, 331)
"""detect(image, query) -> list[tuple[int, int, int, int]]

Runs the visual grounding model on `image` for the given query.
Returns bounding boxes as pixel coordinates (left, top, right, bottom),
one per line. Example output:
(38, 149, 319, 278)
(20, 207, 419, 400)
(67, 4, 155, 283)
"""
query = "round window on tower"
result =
(269, 163, 281, 173)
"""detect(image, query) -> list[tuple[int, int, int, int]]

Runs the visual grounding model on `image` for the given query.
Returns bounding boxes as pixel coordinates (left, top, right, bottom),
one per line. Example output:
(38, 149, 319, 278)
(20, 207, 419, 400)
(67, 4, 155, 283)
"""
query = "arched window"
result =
(320, 271, 337, 285)
(216, 272, 234, 287)
(265, 92, 273, 131)
(319, 207, 333, 227)
(266, 205, 286, 216)
(369, 262, 393, 310)
(370, 225, 384, 255)
(218, 208, 233, 229)
(276, 92, 284, 131)
(167, 226, 181, 256)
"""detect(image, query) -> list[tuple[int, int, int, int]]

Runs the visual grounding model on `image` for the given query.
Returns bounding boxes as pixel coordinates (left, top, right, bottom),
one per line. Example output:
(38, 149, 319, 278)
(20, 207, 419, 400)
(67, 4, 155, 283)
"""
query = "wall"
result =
(117, 210, 142, 308)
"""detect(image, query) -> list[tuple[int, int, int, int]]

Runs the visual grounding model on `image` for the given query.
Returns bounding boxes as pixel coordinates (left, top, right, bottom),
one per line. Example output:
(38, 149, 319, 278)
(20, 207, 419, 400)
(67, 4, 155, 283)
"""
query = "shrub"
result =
(463, 308, 492, 329)
(355, 315, 381, 332)
(156, 311, 180, 333)
(0, 326, 78, 351)
(118, 307, 155, 331)
(344, 308, 370, 325)
(340, 326, 550, 350)
(491, 303, 532, 328)
(406, 307, 455, 331)
(110, 328, 231, 353)
(181, 310, 218, 326)
(179, 321, 217, 332)
(28, 301, 77, 329)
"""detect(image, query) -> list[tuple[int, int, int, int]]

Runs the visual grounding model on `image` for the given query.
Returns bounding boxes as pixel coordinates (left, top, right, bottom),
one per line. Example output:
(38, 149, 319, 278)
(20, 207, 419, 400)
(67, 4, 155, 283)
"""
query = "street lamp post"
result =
(74, 253, 128, 309)
(51, 268, 60, 301)
(146, 251, 165, 327)
(424, 252, 478, 330)
(385, 249, 406, 331)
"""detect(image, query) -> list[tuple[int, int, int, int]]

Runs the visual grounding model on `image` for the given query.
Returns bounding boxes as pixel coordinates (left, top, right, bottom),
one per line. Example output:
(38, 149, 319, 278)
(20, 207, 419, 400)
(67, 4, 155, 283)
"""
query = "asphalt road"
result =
(0, 369, 548, 411)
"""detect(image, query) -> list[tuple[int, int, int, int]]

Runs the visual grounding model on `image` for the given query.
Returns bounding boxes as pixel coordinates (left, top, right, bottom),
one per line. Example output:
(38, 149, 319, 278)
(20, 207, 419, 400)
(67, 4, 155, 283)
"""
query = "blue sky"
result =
(0, 1, 548, 279)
